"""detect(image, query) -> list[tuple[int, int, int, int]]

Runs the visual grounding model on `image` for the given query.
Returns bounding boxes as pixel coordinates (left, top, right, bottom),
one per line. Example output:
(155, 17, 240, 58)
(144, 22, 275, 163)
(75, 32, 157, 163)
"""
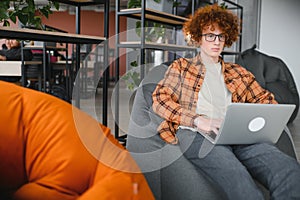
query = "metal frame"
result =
(115, 0, 196, 142)
(53, 0, 110, 125)
(0, 0, 110, 126)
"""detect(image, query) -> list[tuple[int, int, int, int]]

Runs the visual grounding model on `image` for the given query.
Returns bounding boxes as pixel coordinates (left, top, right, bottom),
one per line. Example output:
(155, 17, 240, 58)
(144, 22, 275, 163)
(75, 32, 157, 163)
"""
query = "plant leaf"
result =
(127, 0, 141, 8)
(130, 60, 138, 67)
(17, 13, 29, 26)
(40, 7, 50, 18)
(10, 13, 17, 23)
(3, 20, 10, 27)
(52, 1, 60, 10)
(0, 0, 59, 29)
(220, 2, 228, 9)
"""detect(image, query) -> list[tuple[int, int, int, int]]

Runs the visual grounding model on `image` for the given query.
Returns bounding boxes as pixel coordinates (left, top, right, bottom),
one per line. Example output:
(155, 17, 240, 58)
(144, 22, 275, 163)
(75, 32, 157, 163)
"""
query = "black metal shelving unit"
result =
(52, 0, 110, 126)
(114, 0, 243, 143)
(219, 0, 243, 59)
(0, 0, 110, 126)
(115, 0, 198, 143)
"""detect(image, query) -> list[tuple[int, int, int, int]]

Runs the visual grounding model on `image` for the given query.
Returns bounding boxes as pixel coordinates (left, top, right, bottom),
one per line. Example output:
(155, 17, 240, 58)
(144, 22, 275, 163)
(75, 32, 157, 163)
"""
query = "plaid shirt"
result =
(152, 55, 277, 144)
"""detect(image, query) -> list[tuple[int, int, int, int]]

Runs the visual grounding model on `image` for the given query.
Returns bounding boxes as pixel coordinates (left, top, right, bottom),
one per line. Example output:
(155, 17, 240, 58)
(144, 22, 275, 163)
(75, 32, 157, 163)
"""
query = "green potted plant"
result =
(0, 0, 59, 29)
(122, 59, 141, 91)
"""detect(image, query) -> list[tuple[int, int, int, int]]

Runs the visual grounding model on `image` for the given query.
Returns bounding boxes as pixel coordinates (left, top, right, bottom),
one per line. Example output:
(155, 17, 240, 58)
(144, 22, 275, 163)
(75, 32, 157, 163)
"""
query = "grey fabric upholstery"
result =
(236, 45, 299, 123)
(126, 62, 297, 200)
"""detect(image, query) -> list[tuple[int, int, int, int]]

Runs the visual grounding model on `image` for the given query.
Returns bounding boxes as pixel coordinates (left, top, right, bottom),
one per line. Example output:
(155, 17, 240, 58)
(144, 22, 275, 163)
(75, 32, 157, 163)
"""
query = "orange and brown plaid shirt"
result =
(152, 55, 277, 144)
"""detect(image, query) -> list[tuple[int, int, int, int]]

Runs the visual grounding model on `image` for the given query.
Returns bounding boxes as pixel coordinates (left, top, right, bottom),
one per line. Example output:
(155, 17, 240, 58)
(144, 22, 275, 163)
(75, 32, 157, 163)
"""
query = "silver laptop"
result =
(202, 103, 295, 145)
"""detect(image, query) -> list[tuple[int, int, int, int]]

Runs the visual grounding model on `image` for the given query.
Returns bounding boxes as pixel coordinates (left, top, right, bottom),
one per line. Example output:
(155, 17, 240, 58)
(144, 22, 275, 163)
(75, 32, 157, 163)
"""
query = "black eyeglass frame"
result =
(201, 33, 226, 42)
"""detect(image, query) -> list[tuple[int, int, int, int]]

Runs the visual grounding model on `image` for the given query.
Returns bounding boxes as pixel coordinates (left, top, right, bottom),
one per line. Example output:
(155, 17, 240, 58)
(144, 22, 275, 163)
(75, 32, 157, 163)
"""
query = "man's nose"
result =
(214, 37, 221, 44)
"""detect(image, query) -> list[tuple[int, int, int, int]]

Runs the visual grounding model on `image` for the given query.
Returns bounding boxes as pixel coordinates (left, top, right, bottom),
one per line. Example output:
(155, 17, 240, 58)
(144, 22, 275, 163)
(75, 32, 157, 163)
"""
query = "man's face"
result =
(199, 24, 225, 63)
(5, 39, 20, 49)
(5, 39, 11, 49)
(9, 40, 20, 48)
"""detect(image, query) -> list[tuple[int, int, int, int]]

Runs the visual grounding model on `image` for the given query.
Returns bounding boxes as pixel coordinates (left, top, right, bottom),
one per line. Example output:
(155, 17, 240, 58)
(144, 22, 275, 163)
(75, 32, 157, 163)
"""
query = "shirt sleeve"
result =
(242, 67, 278, 104)
(152, 60, 199, 128)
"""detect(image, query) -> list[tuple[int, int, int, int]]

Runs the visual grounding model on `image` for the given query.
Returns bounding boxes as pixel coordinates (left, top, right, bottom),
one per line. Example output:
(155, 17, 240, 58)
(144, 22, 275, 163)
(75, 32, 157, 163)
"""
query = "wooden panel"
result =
(0, 26, 105, 44)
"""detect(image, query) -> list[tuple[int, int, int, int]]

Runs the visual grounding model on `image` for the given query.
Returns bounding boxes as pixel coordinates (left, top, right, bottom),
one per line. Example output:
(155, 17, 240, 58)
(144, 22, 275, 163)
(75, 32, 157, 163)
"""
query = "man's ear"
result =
(195, 40, 201, 47)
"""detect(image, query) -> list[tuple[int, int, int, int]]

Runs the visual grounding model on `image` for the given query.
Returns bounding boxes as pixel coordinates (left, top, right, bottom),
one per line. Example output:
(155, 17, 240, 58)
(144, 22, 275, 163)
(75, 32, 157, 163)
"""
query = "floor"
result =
(79, 83, 300, 162)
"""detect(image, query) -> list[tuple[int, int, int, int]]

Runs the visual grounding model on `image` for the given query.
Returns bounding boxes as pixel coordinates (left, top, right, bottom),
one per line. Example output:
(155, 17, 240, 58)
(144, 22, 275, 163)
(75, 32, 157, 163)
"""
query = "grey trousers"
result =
(177, 129, 300, 200)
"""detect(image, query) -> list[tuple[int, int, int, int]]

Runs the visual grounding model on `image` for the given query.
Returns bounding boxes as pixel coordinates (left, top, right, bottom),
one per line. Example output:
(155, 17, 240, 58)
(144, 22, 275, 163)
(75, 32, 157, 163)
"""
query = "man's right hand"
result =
(194, 116, 222, 135)
(0, 55, 7, 61)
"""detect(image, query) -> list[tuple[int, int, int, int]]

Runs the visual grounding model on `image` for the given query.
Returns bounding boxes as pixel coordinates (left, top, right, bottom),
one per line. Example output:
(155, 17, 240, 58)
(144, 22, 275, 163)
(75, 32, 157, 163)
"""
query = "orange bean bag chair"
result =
(0, 81, 154, 200)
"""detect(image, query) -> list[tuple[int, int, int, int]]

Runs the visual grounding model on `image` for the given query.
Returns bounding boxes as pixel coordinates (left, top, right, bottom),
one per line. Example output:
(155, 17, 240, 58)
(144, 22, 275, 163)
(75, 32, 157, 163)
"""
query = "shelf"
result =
(118, 41, 197, 51)
(220, 0, 243, 57)
(0, 26, 105, 44)
(118, 8, 187, 26)
(53, 0, 106, 6)
(115, 0, 192, 141)
(24, 45, 68, 51)
(115, 0, 244, 142)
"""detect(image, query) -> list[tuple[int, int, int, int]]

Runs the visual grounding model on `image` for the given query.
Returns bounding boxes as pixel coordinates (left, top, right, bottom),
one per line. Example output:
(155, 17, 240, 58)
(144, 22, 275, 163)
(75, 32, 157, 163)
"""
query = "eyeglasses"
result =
(201, 33, 226, 42)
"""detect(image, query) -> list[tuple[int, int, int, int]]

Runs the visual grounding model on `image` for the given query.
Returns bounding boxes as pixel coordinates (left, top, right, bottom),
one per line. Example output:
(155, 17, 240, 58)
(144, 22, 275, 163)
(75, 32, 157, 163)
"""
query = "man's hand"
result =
(194, 116, 222, 135)
(0, 55, 7, 61)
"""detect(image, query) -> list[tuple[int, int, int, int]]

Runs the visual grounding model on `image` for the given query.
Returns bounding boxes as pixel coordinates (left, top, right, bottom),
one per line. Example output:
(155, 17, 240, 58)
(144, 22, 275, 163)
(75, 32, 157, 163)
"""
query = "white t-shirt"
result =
(197, 62, 232, 119)
(179, 62, 232, 131)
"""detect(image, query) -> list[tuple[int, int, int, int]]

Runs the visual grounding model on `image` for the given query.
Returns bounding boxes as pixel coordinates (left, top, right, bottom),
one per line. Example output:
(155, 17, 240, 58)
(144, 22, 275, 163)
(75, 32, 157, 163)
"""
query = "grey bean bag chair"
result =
(236, 45, 299, 123)
(126, 60, 298, 200)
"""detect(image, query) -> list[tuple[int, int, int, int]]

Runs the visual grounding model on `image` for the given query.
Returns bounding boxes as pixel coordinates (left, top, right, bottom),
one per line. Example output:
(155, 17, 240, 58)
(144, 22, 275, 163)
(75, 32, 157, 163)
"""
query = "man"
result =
(0, 39, 33, 82)
(0, 39, 33, 61)
(152, 4, 300, 200)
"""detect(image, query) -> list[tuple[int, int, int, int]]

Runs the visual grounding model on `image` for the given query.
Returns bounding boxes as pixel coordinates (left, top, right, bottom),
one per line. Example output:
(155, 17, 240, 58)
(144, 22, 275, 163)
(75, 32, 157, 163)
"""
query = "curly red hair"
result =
(183, 3, 240, 47)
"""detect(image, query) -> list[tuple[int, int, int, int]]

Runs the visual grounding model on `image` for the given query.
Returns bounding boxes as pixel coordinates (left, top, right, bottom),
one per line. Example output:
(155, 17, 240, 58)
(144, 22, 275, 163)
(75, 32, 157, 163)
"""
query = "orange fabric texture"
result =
(0, 81, 154, 200)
